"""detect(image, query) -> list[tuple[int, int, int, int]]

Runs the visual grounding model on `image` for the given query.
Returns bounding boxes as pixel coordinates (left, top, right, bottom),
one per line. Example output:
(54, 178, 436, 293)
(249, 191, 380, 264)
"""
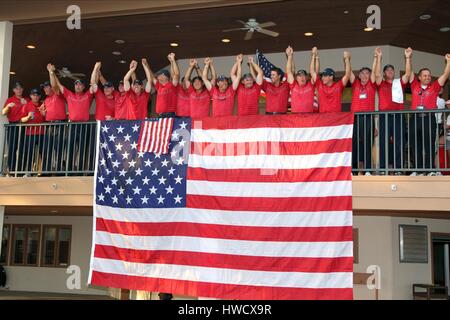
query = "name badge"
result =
(359, 93, 367, 99)
(417, 105, 424, 110)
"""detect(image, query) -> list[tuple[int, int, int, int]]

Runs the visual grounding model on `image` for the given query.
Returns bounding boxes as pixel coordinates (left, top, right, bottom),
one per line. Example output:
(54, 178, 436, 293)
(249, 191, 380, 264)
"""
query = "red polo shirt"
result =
(131, 91, 150, 120)
(315, 79, 345, 113)
(62, 87, 93, 122)
(262, 80, 289, 113)
(94, 90, 117, 120)
(114, 91, 138, 120)
(211, 86, 236, 117)
(44, 92, 66, 121)
(351, 79, 376, 112)
(188, 86, 210, 118)
(290, 81, 315, 113)
(155, 81, 177, 114)
(237, 83, 261, 116)
(22, 101, 45, 135)
(376, 79, 407, 111)
(3, 96, 29, 122)
(410, 79, 442, 110)
(176, 86, 190, 117)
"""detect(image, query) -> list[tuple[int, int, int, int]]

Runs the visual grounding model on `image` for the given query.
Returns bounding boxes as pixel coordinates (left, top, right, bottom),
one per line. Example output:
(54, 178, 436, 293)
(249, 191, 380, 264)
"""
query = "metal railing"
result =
(2, 121, 97, 177)
(353, 109, 450, 175)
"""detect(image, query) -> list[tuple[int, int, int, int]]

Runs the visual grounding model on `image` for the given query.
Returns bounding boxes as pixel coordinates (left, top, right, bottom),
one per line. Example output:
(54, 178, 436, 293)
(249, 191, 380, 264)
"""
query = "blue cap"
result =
(296, 69, 308, 76)
(104, 81, 114, 88)
(40, 81, 51, 88)
(30, 88, 41, 95)
(157, 69, 170, 78)
(13, 81, 23, 89)
(383, 64, 394, 72)
(133, 79, 143, 85)
(217, 75, 228, 82)
(74, 79, 85, 85)
(321, 68, 335, 77)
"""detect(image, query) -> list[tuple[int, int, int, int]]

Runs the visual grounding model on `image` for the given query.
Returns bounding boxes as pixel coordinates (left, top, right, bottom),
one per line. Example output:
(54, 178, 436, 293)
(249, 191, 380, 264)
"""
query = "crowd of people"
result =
(2, 47, 450, 176)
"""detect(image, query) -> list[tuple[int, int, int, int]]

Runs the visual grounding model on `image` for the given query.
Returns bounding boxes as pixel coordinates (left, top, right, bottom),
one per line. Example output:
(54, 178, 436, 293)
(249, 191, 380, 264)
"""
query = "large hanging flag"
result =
(89, 114, 354, 300)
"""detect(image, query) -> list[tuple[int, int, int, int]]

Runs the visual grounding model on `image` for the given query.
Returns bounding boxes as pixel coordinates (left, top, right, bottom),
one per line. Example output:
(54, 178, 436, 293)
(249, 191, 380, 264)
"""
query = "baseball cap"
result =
(320, 68, 335, 77)
(104, 81, 114, 88)
(118, 80, 124, 86)
(13, 81, 23, 89)
(30, 88, 41, 95)
(217, 75, 228, 82)
(296, 69, 308, 76)
(133, 79, 143, 85)
(40, 81, 51, 88)
(74, 79, 85, 85)
(157, 69, 170, 78)
(383, 64, 395, 72)
(359, 67, 372, 73)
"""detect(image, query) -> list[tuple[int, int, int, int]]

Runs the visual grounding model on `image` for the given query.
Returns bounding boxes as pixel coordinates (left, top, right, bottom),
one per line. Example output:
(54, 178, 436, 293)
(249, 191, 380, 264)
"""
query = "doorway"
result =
(431, 233, 450, 297)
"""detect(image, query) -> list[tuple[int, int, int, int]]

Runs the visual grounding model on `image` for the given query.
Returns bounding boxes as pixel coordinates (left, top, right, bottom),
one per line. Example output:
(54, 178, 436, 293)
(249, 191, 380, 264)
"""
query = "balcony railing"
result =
(1, 110, 449, 177)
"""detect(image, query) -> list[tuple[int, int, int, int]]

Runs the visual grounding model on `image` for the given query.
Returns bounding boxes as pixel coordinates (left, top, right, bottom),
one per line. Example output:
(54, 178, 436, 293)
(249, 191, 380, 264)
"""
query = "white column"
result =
(0, 21, 13, 171)
(0, 206, 4, 259)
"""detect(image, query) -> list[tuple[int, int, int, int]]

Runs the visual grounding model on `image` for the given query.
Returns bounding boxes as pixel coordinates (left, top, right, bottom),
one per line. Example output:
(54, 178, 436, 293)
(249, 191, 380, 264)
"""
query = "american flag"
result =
(137, 118, 174, 154)
(256, 49, 285, 81)
(89, 114, 354, 300)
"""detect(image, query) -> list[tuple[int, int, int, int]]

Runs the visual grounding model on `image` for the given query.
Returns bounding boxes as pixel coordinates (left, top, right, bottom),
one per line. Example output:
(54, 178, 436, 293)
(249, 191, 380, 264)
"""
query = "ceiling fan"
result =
(223, 18, 279, 40)
(56, 67, 86, 80)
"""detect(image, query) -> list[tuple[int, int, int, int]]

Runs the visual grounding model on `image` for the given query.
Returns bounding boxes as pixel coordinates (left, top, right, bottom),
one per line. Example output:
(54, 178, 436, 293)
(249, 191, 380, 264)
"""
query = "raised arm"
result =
(184, 59, 197, 89)
(375, 47, 383, 85)
(230, 54, 243, 90)
(90, 61, 101, 93)
(141, 58, 152, 93)
(124, 60, 138, 92)
(209, 59, 217, 87)
(371, 47, 380, 84)
(286, 46, 294, 84)
(248, 56, 263, 85)
(438, 54, 450, 87)
(47, 63, 64, 94)
(202, 58, 213, 91)
(403, 47, 413, 84)
(168, 53, 180, 86)
(342, 51, 352, 86)
(310, 47, 318, 84)
(98, 70, 107, 86)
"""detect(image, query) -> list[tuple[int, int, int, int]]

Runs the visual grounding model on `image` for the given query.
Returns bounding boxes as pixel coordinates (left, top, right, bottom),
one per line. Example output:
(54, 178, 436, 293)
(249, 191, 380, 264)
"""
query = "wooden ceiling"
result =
(8, 0, 450, 91)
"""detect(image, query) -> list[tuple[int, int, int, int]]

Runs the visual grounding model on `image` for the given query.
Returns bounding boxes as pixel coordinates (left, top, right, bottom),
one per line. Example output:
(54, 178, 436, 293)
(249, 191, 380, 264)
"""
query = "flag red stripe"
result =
(94, 245, 353, 273)
(143, 121, 153, 152)
(162, 118, 174, 154)
(192, 113, 354, 130)
(91, 271, 353, 300)
(187, 167, 351, 182)
(154, 118, 164, 154)
(137, 120, 147, 152)
(96, 218, 353, 242)
(190, 138, 352, 156)
(187, 195, 352, 212)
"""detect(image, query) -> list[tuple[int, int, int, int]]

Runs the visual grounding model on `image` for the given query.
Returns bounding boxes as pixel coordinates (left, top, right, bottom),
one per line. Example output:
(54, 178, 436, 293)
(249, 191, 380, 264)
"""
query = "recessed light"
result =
(364, 27, 374, 32)
(115, 39, 125, 44)
(344, 10, 349, 14)
(419, 14, 431, 20)
(304, 32, 314, 37)
(26, 44, 36, 49)
(112, 51, 121, 55)
(50, 210, 58, 214)
(170, 43, 179, 47)
(175, 25, 180, 28)
(88, 50, 94, 54)
(9, 71, 15, 75)
(118, 60, 127, 64)
(440, 27, 450, 32)
(221, 38, 231, 43)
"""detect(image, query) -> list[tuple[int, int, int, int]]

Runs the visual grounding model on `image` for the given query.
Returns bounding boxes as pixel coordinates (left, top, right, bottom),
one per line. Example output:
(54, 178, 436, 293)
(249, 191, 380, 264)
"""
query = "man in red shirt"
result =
(48, 63, 94, 174)
(375, 48, 412, 172)
(20, 88, 46, 175)
(349, 47, 379, 175)
(202, 56, 240, 117)
(310, 47, 352, 113)
(2, 81, 29, 175)
(260, 62, 290, 115)
(89, 62, 116, 121)
(123, 59, 152, 120)
(40, 80, 67, 174)
(285, 45, 317, 113)
(408, 53, 450, 174)
(184, 59, 211, 118)
(234, 56, 263, 116)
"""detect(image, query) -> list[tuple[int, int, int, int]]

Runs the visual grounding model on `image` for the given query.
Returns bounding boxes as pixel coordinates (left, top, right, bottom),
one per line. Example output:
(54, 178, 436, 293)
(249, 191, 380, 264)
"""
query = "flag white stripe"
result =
(148, 121, 157, 152)
(142, 121, 152, 152)
(162, 118, 173, 153)
(92, 257, 353, 289)
(187, 180, 352, 198)
(191, 125, 353, 143)
(95, 231, 353, 258)
(188, 152, 351, 169)
(154, 119, 164, 154)
(95, 205, 353, 228)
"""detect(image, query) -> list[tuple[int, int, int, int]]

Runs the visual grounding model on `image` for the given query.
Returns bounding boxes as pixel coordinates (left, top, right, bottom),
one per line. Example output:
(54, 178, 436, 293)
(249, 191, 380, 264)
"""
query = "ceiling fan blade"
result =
(71, 73, 86, 77)
(223, 27, 248, 32)
(257, 28, 279, 37)
(244, 30, 254, 41)
(236, 20, 248, 26)
(258, 21, 276, 28)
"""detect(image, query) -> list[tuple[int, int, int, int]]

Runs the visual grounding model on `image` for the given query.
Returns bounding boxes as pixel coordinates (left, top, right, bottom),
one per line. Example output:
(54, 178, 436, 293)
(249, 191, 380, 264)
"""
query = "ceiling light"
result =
(175, 25, 180, 28)
(221, 38, 231, 43)
(118, 60, 127, 64)
(344, 10, 349, 14)
(88, 50, 94, 54)
(440, 27, 450, 32)
(26, 44, 36, 49)
(364, 27, 374, 32)
(112, 51, 121, 55)
(304, 32, 314, 37)
(170, 43, 179, 47)
(9, 71, 15, 75)
(115, 39, 125, 44)
(419, 14, 431, 20)
(50, 210, 58, 214)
